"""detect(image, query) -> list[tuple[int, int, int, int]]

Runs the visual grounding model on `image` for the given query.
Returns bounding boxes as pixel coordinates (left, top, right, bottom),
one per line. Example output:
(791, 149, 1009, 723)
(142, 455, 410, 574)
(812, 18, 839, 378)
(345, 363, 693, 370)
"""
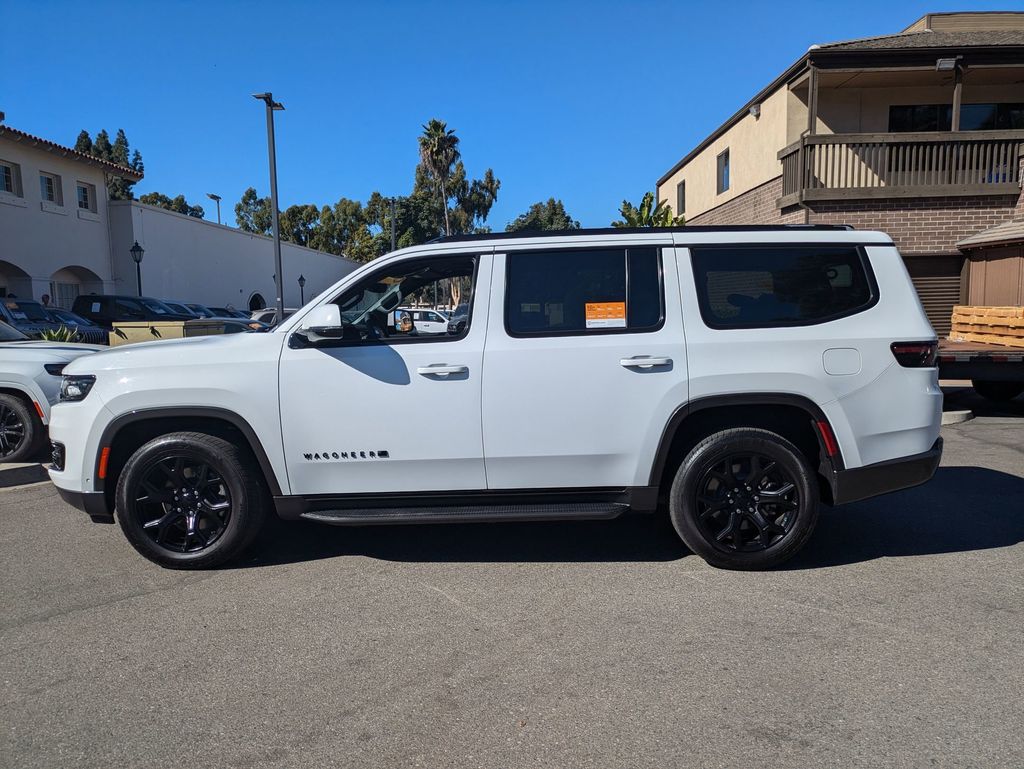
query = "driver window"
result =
(331, 255, 475, 343)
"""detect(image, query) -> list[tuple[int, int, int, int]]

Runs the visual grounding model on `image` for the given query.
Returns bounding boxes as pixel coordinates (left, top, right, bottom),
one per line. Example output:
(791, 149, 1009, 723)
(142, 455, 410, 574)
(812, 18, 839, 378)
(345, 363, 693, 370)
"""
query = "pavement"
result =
(1, 409, 1022, 768)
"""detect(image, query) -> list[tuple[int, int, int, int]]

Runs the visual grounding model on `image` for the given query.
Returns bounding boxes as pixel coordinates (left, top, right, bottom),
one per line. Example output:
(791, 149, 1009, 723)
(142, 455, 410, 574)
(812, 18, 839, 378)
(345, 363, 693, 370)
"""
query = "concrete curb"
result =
(0, 463, 49, 489)
(941, 410, 974, 425)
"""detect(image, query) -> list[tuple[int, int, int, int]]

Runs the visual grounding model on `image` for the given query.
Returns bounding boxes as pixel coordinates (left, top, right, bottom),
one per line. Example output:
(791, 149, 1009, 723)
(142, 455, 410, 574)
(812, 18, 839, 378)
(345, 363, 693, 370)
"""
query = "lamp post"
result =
(253, 92, 286, 324)
(298, 274, 306, 305)
(206, 193, 222, 224)
(130, 241, 145, 296)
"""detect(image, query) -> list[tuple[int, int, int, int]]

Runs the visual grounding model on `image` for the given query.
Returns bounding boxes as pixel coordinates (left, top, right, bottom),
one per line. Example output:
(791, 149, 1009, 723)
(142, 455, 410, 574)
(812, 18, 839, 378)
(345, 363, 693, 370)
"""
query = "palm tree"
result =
(418, 119, 461, 236)
(612, 191, 684, 228)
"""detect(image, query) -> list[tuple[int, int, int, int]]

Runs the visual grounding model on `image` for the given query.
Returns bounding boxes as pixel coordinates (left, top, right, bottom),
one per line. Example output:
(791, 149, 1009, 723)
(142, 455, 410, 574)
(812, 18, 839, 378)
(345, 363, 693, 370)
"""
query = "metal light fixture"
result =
(297, 274, 306, 304)
(749, 103, 761, 119)
(253, 92, 286, 324)
(936, 57, 961, 72)
(206, 193, 222, 224)
(129, 241, 145, 296)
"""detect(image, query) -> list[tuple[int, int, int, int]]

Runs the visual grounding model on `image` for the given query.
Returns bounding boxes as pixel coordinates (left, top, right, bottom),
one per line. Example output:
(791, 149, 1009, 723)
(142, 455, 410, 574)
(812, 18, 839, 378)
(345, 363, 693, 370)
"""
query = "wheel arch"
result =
(648, 393, 842, 504)
(0, 381, 47, 423)
(96, 407, 283, 512)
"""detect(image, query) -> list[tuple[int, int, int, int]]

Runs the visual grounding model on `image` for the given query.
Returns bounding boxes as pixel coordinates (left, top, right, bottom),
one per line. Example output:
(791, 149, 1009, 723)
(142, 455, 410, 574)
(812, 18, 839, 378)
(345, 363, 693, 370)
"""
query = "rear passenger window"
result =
(690, 245, 876, 329)
(505, 248, 663, 336)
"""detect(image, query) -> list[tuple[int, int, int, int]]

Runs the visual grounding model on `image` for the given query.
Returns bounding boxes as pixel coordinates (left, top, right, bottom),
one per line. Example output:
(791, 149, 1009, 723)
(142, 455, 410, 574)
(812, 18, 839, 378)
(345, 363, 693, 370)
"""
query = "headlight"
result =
(60, 374, 96, 402)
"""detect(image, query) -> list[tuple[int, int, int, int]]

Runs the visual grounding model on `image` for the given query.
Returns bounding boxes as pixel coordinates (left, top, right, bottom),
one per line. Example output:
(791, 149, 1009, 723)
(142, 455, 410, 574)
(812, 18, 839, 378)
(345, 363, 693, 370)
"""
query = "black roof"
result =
(433, 224, 854, 244)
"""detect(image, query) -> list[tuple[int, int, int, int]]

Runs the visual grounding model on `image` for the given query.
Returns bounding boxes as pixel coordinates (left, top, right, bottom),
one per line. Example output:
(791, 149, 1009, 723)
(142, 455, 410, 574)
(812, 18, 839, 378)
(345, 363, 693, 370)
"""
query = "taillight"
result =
(890, 341, 938, 367)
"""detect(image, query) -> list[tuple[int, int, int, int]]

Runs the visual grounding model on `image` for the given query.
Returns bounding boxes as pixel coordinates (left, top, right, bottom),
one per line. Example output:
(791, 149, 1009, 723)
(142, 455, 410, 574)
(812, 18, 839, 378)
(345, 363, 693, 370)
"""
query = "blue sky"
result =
(2, 0, 1011, 229)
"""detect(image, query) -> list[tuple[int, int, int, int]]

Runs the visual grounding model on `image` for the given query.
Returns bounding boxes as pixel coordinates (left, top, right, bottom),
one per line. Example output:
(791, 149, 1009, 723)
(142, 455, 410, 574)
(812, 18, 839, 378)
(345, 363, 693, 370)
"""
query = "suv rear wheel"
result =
(669, 428, 819, 570)
(0, 393, 44, 463)
(115, 432, 268, 569)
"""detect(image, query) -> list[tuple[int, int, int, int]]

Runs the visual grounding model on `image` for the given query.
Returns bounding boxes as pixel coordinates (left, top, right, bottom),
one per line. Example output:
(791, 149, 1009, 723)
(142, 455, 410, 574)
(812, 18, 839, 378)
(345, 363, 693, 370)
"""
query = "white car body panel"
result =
(0, 341, 104, 423)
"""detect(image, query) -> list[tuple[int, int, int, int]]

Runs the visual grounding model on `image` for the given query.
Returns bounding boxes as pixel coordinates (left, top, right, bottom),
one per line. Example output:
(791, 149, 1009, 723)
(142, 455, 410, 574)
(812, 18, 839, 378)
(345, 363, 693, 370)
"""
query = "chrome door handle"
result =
(619, 356, 672, 369)
(417, 364, 468, 376)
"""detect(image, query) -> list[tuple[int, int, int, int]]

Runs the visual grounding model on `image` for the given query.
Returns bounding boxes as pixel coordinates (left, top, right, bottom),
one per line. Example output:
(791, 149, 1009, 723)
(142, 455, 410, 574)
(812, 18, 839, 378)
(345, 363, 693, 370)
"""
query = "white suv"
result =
(49, 226, 943, 570)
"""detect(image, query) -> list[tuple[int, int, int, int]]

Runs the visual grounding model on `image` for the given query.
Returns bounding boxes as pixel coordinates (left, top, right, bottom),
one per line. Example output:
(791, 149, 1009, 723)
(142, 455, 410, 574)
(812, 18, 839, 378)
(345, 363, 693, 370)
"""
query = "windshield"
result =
(139, 298, 176, 315)
(0, 320, 29, 341)
(50, 309, 90, 325)
(4, 300, 51, 322)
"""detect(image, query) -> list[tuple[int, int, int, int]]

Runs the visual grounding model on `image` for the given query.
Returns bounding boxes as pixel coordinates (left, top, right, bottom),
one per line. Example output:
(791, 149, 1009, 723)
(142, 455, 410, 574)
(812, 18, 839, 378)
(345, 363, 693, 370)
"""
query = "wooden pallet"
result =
(949, 305, 1024, 349)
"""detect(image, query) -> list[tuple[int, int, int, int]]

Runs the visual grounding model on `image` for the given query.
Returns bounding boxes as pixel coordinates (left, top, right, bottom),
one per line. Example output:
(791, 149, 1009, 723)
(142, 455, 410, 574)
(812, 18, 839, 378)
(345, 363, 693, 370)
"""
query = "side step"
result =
(300, 502, 628, 526)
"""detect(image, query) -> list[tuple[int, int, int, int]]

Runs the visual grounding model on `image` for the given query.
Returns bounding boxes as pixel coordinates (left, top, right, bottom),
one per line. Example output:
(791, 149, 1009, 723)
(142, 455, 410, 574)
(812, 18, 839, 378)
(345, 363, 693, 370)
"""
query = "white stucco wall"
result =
(108, 201, 360, 310)
(0, 135, 114, 301)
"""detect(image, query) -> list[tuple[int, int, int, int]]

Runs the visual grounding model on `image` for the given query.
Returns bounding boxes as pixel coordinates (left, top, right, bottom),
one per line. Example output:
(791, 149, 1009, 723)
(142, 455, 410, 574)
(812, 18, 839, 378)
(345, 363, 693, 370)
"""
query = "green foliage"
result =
(234, 187, 274, 234)
(74, 128, 144, 200)
(418, 119, 461, 236)
(506, 198, 580, 232)
(612, 191, 684, 228)
(138, 192, 205, 218)
(39, 325, 80, 343)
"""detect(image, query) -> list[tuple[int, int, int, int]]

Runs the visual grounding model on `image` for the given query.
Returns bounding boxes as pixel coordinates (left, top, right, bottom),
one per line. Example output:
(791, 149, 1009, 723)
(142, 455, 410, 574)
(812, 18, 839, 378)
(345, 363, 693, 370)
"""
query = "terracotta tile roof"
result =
(817, 29, 1024, 52)
(957, 218, 1024, 250)
(0, 124, 144, 180)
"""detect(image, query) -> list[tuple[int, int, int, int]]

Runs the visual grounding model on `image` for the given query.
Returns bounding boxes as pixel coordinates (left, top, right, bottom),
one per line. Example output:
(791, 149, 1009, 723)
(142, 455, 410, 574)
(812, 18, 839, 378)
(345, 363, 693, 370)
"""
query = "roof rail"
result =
(431, 224, 854, 243)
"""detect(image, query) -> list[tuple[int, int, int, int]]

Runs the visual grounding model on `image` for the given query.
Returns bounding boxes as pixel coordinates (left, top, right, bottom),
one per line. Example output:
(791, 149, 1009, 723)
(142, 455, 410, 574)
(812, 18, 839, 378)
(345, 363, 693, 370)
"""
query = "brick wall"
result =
(687, 177, 806, 226)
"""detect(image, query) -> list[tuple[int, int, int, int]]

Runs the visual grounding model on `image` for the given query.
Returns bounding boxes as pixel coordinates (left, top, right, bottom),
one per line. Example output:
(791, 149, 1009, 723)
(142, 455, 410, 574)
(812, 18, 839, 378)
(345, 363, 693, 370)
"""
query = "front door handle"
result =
(417, 364, 468, 376)
(619, 356, 672, 369)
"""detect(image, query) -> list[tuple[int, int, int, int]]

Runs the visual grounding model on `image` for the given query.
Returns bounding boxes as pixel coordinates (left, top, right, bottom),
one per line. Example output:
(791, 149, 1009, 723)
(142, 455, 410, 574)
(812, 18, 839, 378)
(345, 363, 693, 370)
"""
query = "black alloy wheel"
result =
(0, 401, 27, 459)
(694, 453, 799, 552)
(131, 454, 232, 553)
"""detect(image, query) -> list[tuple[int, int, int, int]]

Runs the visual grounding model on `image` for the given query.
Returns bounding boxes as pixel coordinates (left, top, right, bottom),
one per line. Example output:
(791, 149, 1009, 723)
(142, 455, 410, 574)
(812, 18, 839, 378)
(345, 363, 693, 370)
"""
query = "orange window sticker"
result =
(585, 301, 626, 329)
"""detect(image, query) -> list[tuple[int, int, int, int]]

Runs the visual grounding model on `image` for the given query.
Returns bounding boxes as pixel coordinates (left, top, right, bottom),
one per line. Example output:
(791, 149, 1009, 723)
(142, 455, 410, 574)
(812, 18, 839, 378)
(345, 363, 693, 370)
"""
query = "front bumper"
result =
(831, 437, 943, 505)
(54, 485, 114, 524)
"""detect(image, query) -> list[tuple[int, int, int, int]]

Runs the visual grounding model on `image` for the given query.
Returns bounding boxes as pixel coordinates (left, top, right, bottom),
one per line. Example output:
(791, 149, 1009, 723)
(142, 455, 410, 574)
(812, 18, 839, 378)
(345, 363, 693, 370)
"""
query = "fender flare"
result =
(0, 379, 47, 423)
(647, 392, 844, 489)
(95, 406, 283, 496)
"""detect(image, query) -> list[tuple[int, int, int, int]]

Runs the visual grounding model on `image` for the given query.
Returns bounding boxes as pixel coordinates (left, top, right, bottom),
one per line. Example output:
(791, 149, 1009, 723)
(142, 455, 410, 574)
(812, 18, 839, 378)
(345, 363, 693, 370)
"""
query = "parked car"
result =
(70, 295, 193, 329)
(0, 320, 102, 462)
(46, 308, 109, 345)
(184, 303, 220, 318)
(0, 298, 64, 338)
(208, 307, 251, 319)
(250, 308, 298, 326)
(160, 300, 202, 317)
(50, 225, 942, 570)
(396, 307, 449, 334)
(447, 303, 469, 335)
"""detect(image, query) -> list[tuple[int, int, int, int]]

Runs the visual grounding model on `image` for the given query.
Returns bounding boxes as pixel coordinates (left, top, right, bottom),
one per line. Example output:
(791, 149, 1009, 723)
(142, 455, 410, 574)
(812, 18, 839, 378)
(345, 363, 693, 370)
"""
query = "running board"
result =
(299, 502, 628, 526)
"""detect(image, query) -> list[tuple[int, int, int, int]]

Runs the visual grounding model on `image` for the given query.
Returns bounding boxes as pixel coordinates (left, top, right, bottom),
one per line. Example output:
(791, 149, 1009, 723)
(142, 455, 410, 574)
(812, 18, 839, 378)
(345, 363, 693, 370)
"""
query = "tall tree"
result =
(418, 119, 460, 236)
(234, 187, 274, 234)
(507, 198, 580, 232)
(138, 192, 205, 218)
(612, 191, 684, 227)
(74, 130, 92, 154)
(75, 128, 143, 200)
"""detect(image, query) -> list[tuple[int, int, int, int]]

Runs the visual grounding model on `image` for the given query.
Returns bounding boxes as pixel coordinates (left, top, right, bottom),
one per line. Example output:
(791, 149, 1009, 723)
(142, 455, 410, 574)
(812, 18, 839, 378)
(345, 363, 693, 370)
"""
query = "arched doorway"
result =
(248, 292, 267, 311)
(49, 265, 105, 309)
(0, 260, 32, 300)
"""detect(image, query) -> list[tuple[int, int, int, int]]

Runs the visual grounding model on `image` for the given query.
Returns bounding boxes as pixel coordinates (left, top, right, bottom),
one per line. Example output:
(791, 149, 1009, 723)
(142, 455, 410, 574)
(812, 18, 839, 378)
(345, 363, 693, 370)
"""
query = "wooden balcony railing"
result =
(778, 131, 1023, 207)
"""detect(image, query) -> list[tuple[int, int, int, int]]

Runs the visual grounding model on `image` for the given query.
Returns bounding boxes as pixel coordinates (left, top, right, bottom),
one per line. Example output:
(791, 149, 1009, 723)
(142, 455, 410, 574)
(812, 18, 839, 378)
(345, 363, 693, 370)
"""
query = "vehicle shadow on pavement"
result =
(241, 514, 688, 567)
(786, 466, 1024, 569)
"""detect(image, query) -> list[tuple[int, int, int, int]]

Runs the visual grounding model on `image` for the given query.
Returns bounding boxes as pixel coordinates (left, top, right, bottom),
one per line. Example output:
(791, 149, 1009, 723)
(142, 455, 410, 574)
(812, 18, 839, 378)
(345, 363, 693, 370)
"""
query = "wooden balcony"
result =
(778, 131, 1023, 208)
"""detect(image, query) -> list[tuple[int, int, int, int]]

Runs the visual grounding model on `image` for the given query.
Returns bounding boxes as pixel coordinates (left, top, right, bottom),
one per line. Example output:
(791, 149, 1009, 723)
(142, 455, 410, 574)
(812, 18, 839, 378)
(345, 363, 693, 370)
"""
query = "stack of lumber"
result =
(949, 306, 1024, 348)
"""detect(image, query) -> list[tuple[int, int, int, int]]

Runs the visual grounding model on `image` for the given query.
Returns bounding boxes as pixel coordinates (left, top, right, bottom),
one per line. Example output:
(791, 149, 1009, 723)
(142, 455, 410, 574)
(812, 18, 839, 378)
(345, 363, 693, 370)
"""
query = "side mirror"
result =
(297, 304, 344, 342)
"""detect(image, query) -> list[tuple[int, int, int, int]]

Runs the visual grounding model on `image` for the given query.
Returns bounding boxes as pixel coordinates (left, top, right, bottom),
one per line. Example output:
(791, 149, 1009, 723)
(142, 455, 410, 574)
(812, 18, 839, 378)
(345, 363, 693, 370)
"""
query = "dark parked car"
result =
(208, 307, 251, 319)
(447, 303, 469, 335)
(0, 298, 64, 338)
(46, 308, 109, 345)
(160, 300, 202, 317)
(71, 295, 193, 329)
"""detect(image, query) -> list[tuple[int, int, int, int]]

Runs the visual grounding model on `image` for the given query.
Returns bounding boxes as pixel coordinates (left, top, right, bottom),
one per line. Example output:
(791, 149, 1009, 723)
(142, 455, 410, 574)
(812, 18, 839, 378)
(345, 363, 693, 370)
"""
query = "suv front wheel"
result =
(669, 428, 819, 570)
(115, 432, 269, 569)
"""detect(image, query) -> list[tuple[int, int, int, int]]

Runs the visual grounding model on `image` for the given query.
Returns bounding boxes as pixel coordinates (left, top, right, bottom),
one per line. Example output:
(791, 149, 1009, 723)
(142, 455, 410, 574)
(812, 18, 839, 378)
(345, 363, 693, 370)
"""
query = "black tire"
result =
(971, 380, 1024, 403)
(115, 432, 269, 569)
(0, 393, 44, 463)
(669, 428, 819, 570)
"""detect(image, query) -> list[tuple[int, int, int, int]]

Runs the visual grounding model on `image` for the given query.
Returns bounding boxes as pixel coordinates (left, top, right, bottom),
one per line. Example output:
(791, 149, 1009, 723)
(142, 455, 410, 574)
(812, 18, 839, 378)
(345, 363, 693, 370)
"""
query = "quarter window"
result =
(505, 248, 663, 336)
(690, 245, 876, 329)
(716, 150, 730, 194)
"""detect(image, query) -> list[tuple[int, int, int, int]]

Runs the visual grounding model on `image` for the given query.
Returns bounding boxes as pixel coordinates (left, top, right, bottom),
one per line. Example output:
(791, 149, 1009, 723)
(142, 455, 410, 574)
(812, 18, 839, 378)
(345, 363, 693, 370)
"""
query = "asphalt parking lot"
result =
(1, 403, 1022, 768)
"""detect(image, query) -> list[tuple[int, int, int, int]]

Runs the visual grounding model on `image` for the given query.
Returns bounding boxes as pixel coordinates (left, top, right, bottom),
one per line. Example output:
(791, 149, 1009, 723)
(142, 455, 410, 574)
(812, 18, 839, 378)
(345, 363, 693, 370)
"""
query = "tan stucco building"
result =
(656, 12, 1024, 334)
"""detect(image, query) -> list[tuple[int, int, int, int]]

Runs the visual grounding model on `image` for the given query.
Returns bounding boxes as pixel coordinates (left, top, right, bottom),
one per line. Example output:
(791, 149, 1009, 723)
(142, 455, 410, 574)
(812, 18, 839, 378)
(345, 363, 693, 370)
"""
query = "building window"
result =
(889, 103, 1024, 132)
(76, 182, 97, 212)
(675, 180, 685, 216)
(0, 160, 23, 196)
(39, 172, 63, 205)
(716, 150, 730, 194)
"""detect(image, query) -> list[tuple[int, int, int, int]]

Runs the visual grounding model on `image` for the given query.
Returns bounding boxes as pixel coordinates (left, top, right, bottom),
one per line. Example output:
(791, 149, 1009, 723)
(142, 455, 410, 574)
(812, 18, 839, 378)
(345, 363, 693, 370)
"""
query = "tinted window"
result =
(3, 300, 50, 321)
(505, 248, 663, 336)
(690, 246, 875, 329)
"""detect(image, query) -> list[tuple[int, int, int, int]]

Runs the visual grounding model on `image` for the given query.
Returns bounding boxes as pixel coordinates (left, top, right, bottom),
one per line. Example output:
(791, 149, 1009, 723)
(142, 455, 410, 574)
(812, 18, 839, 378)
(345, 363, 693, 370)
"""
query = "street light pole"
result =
(298, 274, 306, 305)
(206, 193, 222, 224)
(253, 92, 285, 323)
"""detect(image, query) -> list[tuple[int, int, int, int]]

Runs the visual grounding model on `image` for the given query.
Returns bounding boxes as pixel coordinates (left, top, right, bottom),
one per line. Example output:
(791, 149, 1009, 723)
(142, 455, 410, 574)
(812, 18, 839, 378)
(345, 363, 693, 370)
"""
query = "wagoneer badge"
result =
(303, 450, 390, 461)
